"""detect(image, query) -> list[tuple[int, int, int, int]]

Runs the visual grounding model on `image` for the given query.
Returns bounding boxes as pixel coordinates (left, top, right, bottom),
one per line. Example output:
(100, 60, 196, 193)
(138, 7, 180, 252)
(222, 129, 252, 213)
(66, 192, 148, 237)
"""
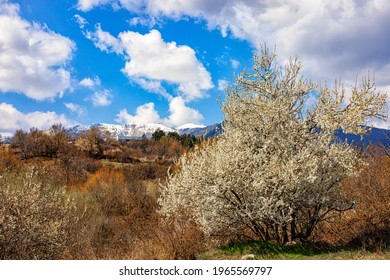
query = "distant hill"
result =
(67, 123, 175, 140)
(64, 122, 390, 148)
(178, 123, 223, 138)
(185, 123, 390, 148)
(336, 127, 390, 147)
(66, 122, 223, 140)
(2, 122, 389, 148)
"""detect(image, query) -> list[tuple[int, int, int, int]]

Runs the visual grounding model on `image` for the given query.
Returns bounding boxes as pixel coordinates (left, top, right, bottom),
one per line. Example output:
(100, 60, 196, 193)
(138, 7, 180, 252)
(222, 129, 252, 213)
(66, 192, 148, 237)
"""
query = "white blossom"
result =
(159, 47, 387, 243)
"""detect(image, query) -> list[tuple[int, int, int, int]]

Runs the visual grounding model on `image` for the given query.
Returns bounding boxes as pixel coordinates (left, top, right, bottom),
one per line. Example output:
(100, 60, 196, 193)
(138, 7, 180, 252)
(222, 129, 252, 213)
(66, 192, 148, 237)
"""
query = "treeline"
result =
(7, 124, 200, 161)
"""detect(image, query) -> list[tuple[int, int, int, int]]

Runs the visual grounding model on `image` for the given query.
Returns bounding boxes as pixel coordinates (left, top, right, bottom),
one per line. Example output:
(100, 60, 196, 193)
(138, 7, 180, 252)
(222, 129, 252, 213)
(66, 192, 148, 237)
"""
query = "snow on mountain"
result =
(67, 124, 91, 136)
(176, 123, 206, 130)
(67, 123, 175, 140)
(66, 122, 221, 140)
(65, 122, 390, 147)
(178, 123, 223, 138)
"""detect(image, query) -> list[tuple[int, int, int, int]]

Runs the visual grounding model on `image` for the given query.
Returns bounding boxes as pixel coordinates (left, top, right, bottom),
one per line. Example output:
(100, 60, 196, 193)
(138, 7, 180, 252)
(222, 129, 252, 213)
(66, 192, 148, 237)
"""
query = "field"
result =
(0, 126, 389, 260)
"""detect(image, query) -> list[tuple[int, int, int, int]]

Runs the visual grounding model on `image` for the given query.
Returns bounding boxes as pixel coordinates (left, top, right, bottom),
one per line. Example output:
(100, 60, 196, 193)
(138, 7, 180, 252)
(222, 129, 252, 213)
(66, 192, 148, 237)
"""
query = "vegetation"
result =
(159, 47, 387, 245)
(199, 240, 390, 260)
(0, 48, 388, 260)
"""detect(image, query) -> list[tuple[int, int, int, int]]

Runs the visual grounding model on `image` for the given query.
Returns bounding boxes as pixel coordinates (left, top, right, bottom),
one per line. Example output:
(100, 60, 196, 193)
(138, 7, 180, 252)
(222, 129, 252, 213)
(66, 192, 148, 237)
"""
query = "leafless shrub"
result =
(0, 170, 93, 259)
(316, 145, 390, 251)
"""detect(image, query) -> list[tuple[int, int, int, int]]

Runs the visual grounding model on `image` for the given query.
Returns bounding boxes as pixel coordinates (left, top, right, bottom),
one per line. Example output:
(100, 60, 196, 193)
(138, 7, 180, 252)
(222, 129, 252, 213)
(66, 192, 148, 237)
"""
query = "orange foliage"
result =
(82, 167, 126, 190)
(81, 167, 130, 217)
(316, 145, 390, 251)
(167, 141, 183, 159)
(0, 145, 21, 172)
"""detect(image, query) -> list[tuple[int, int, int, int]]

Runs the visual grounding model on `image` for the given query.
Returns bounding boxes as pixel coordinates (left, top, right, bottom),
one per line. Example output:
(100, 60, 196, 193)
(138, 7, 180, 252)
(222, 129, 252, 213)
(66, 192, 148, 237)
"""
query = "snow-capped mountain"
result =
(178, 123, 223, 138)
(68, 123, 175, 139)
(66, 122, 223, 140)
(65, 122, 390, 147)
(176, 123, 206, 130)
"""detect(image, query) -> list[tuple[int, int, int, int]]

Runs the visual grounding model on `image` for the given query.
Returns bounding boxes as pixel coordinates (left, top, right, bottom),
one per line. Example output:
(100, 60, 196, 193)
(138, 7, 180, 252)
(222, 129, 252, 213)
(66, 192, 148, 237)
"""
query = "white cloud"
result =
(0, 0, 19, 16)
(77, 0, 111, 11)
(81, 0, 390, 128)
(0, 1, 74, 100)
(84, 23, 124, 54)
(85, 26, 213, 101)
(115, 96, 204, 127)
(91, 89, 113, 106)
(115, 102, 161, 124)
(131, 77, 172, 100)
(77, 0, 150, 13)
(81, 2, 390, 98)
(64, 102, 86, 116)
(79, 75, 113, 107)
(74, 14, 88, 29)
(128, 16, 159, 28)
(230, 59, 240, 69)
(0, 102, 73, 136)
(163, 96, 203, 127)
(217, 79, 229, 91)
(119, 29, 212, 100)
(79, 76, 101, 87)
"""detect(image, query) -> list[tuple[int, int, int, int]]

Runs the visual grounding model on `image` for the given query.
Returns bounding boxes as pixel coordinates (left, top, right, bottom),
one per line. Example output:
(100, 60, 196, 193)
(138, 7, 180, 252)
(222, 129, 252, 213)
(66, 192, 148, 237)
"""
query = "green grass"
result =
(197, 241, 390, 260)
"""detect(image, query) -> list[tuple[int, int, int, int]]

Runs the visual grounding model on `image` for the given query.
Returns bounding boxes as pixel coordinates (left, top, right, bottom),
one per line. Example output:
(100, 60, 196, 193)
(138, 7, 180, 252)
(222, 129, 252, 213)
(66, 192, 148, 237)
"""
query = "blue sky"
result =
(0, 0, 389, 136)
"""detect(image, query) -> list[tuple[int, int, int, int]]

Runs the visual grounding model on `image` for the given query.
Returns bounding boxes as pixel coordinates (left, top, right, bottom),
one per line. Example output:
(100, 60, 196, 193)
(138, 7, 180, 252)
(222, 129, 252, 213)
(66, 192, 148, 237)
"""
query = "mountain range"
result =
(1, 122, 388, 148)
(67, 122, 220, 140)
(66, 122, 390, 147)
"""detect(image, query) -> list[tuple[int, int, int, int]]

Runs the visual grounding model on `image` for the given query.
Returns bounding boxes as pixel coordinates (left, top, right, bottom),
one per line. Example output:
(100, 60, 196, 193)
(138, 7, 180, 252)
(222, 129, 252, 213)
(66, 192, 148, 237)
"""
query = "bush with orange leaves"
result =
(78, 166, 206, 259)
(0, 145, 21, 172)
(80, 167, 158, 258)
(316, 145, 390, 251)
(82, 168, 131, 217)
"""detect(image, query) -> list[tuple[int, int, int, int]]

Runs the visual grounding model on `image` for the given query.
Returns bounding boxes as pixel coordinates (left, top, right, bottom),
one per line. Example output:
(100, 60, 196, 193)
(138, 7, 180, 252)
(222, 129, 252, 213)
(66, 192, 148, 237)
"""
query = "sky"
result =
(0, 0, 390, 136)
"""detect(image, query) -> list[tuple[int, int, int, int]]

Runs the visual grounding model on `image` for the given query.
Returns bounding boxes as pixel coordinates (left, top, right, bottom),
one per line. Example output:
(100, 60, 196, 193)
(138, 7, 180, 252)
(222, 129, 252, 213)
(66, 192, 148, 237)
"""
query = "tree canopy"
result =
(159, 47, 387, 243)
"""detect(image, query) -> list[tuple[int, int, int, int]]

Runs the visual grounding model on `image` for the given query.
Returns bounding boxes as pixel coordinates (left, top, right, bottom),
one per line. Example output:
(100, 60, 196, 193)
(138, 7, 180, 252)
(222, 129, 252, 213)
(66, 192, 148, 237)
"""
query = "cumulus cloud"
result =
(0, 102, 73, 136)
(90, 89, 113, 106)
(85, 25, 213, 101)
(64, 102, 87, 116)
(77, 0, 111, 11)
(115, 97, 203, 127)
(131, 77, 172, 100)
(79, 0, 390, 127)
(163, 96, 203, 127)
(84, 23, 124, 54)
(79, 76, 101, 87)
(0, 1, 74, 100)
(115, 102, 161, 124)
(79, 75, 113, 107)
(77, 0, 390, 85)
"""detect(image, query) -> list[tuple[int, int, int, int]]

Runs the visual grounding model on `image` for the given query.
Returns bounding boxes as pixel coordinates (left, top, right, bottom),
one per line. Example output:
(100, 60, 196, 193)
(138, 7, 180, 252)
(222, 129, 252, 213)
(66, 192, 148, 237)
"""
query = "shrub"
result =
(316, 145, 390, 251)
(0, 146, 21, 172)
(81, 167, 158, 259)
(0, 170, 88, 259)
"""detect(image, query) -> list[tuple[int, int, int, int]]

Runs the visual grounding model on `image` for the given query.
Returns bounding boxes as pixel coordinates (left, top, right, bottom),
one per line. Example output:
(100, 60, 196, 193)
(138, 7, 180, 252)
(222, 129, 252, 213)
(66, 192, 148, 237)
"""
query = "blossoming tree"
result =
(159, 47, 387, 243)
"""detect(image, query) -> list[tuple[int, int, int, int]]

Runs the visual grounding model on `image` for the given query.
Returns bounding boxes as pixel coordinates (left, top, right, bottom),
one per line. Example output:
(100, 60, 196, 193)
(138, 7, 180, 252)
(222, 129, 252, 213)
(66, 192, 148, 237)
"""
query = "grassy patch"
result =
(197, 241, 390, 260)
